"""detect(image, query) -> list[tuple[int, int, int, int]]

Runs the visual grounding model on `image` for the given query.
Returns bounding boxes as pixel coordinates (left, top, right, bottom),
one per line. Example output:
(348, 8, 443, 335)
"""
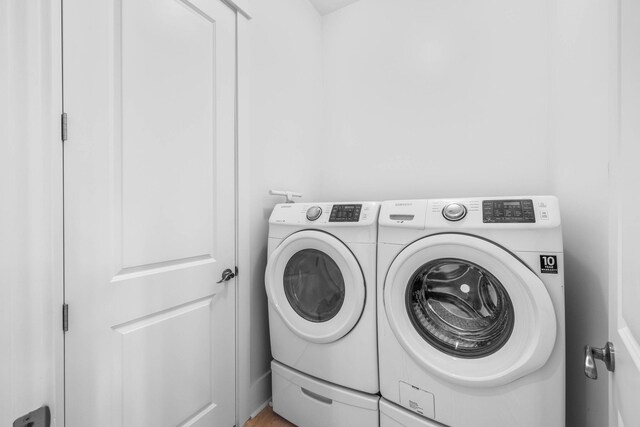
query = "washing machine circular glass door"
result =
(384, 233, 557, 387)
(266, 230, 366, 344)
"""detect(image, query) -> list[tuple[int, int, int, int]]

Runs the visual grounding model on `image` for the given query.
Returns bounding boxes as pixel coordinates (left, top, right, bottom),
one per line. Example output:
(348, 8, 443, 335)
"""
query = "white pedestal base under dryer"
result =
(380, 399, 444, 427)
(377, 197, 565, 427)
(266, 202, 380, 393)
(271, 361, 380, 427)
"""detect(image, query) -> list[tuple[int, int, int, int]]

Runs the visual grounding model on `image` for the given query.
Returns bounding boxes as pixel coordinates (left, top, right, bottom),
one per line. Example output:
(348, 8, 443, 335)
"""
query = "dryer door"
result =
(266, 230, 366, 344)
(384, 233, 557, 387)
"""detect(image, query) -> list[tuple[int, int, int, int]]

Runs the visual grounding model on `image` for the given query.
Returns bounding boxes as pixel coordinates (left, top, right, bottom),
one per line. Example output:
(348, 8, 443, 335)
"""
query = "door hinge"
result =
(61, 112, 68, 141)
(62, 304, 69, 332)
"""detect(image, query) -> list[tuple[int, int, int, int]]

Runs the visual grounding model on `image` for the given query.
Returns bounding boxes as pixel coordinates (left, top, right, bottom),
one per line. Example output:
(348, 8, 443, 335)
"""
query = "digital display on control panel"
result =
(329, 204, 362, 222)
(483, 199, 535, 223)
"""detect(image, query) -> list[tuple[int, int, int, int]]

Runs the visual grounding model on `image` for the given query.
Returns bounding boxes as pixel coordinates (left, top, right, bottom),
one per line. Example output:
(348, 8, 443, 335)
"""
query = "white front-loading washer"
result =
(377, 196, 565, 427)
(265, 201, 380, 394)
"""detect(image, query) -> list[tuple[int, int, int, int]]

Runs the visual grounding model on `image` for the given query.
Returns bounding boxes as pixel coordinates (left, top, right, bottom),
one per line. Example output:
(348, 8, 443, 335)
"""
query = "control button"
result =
(442, 203, 467, 221)
(306, 206, 322, 221)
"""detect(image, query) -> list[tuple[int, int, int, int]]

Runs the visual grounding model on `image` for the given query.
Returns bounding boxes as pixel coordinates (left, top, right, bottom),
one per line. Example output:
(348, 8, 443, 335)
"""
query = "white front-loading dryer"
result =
(377, 197, 565, 427)
(266, 201, 380, 393)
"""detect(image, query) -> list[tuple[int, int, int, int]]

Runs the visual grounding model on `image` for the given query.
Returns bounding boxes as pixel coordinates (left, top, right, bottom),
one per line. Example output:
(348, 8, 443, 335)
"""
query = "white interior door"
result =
(608, 0, 640, 425)
(63, 0, 237, 425)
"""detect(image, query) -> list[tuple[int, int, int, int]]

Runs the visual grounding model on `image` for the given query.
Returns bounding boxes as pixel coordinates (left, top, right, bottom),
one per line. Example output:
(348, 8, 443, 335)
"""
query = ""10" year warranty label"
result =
(540, 255, 558, 274)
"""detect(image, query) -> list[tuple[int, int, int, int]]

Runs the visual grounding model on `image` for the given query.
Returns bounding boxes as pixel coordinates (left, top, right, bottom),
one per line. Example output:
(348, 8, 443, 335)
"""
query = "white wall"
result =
(550, 1, 613, 426)
(0, 0, 63, 425)
(320, 1, 612, 426)
(320, 0, 553, 202)
(238, 0, 324, 422)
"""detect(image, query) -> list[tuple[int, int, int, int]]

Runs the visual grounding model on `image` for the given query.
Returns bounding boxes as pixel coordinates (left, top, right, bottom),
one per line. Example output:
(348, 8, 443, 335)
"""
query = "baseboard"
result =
(248, 370, 272, 419)
(249, 398, 271, 419)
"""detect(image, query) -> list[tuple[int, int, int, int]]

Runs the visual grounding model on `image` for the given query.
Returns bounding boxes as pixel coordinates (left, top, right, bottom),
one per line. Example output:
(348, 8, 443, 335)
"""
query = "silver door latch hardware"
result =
(584, 341, 615, 379)
(216, 268, 236, 283)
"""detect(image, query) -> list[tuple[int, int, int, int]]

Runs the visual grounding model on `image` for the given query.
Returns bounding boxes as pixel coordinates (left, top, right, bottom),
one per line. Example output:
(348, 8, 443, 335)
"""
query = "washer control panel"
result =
(483, 199, 535, 223)
(442, 203, 467, 221)
(329, 204, 362, 222)
(306, 206, 322, 221)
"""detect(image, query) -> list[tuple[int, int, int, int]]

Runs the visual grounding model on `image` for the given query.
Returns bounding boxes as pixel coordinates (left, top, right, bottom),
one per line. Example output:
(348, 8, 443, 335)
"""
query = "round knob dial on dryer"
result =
(306, 206, 323, 221)
(442, 202, 467, 221)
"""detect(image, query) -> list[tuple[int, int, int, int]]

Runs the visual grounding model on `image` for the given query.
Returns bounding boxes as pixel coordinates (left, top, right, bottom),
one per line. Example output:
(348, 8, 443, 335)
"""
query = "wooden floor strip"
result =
(243, 405, 297, 427)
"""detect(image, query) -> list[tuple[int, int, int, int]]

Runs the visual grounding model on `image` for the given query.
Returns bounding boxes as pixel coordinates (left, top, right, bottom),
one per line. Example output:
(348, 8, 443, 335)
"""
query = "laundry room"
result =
(1, 0, 638, 427)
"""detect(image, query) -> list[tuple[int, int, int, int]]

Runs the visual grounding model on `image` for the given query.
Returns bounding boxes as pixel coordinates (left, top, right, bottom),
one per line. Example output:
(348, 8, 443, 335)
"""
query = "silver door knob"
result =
(216, 268, 236, 284)
(584, 341, 615, 379)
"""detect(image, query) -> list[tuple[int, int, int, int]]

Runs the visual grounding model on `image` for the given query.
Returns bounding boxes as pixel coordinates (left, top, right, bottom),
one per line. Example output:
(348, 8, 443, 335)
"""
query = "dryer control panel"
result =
(270, 202, 379, 227)
(329, 204, 362, 222)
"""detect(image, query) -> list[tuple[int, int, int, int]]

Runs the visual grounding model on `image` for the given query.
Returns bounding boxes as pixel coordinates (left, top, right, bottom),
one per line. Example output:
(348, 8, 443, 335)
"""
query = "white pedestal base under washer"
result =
(272, 361, 379, 427)
(266, 202, 380, 393)
(380, 398, 444, 427)
(377, 196, 565, 427)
